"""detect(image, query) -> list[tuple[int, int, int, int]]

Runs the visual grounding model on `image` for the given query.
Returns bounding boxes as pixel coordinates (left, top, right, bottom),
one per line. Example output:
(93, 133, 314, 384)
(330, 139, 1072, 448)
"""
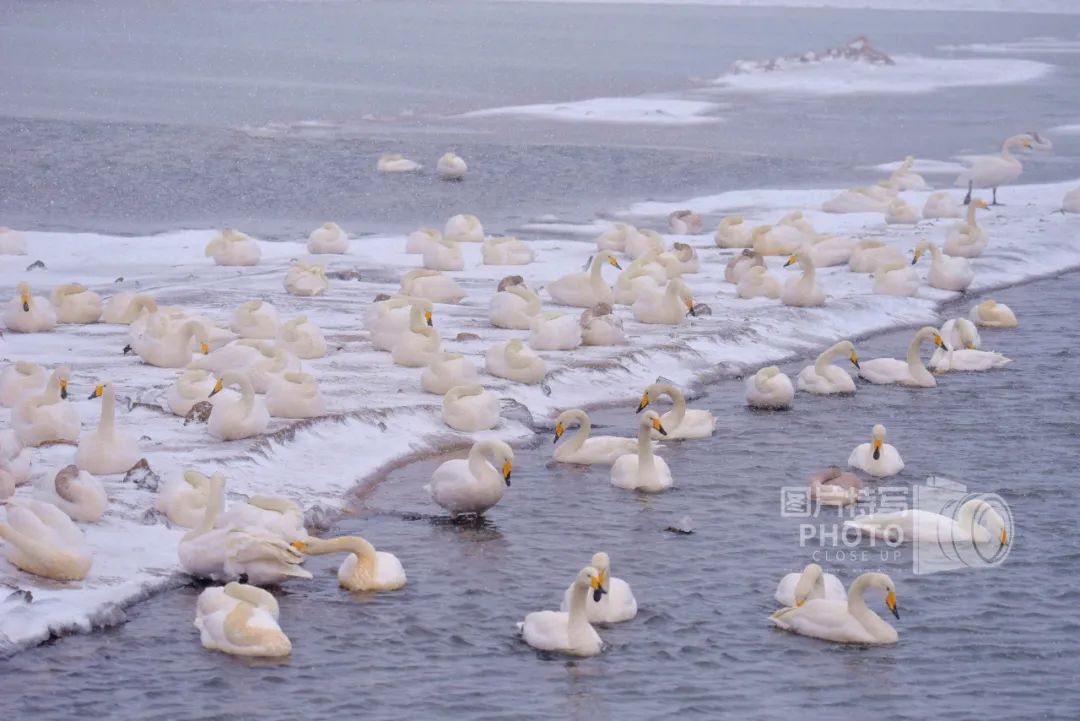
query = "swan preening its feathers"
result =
(206, 229, 261, 266)
(771, 572, 899, 645)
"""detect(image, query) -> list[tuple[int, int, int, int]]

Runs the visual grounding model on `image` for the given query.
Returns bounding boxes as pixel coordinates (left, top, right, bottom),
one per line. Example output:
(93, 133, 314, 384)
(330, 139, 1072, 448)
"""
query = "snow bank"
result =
(460, 97, 721, 125)
(3, 176, 1080, 654)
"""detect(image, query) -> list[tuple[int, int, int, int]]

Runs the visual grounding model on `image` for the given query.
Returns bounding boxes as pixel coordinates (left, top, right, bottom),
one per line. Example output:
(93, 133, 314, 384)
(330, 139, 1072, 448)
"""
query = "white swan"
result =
(437, 152, 468, 180)
(102, 292, 157, 324)
(714, 216, 753, 248)
(156, 469, 223, 528)
(406, 227, 441, 254)
(632, 278, 695, 324)
(625, 228, 665, 259)
(426, 440, 514, 516)
(482, 236, 535, 265)
(929, 320, 1010, 372)
(637, 382, 715, 439)
(13, 367, 79, 447)
(737, 265, 781, 299)
(490, 282, 541, 330)
(611, 411, 673, 493)
(595, 223, 635, 252)
(391, 301, 440, 367)
(890, 156, 929, 191)
(293, 535, 406, 592)
(725, 249, 764, 283)
(208, 372, 270, 440)
(553, 409, 638, 465)
(237, 342, 300, 393)
(529, 311, 582, 351)
(774, 563, 845, 607)
(547, 251, 621, 308)
(485, 339, 546, 384)
(751, 223, 803, 256)
(421, 352, 479, 395)
(770, 572, 899, 645)
(400, 269, 466, 304)
(368, 296, 431, 350)
(0, 361, 46, 407)
(745, 366, 794, 409)
(937, 317, 981, 357)
(884, 198, 920, 225)
(848, 240, 905, 273)
(0, 498, 92, 581)
(444, 213, 483, 242)
(217, 495, 307, 544)
(969, 299, 1017, 328)
(442, 385, 500, 432)
(822, 179, 898, 214)
(659, 242, 700, 275)
(797, 341, 859, 394)
(858, 326, 946, 387)
(205, 228, 261, 266)
(194, 589, 292, 658)
(196, 581, 279, 621)
(913, 240, 973, 292)
(76, 382, 141, 475)
(284, 260, 328, 297)
(277, 315, 327, 359)
(230, 300, 280, 339)
(34, 464, 107, 522)
(943, 198, 988, 258)
(520, 566, 605, 656)
(580, 303, 625, 346)
(872, 261, 919, 297)
(422, 235, 464, 271)
(668, 209, 703, 234)
(50, 284, 103, 324)
(307, 222, 349, 254)
(956, 134, 1032, 205)
(923, 191, 964, 220)
(847, 424, 904, 477)
(559, 552, 637, 624)
(377, 153, 421, 173)
(133, 319, 208, 368)
(781, 251, 825, 307)
(4, 282, 56, 333)
(1064, 187, 1080, 214)
(0, 227, 27, 255)
(805, 234, 856, 268)
(612, 254, 665, 305)
(266, 372, 325, 418)
(845, 498, 1008, 548)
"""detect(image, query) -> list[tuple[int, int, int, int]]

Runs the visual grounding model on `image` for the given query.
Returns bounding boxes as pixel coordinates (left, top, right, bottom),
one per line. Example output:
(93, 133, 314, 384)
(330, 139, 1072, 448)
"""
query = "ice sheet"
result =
(460, 97, 722, 125)
(3, 177, 1080, 654)
(940, 36, 1080, 53)
(866, 159, 968, 175)
(490, 0, 1080, 13)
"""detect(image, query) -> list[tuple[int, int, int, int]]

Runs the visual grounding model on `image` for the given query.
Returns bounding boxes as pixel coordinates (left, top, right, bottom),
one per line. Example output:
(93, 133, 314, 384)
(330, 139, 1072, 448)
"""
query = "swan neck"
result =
(657, 384, 686, 428)
(565, 411, 591, 453)
(907, 332, 928, 372)
(637, 420, 655, 469)
(567, 580, 591, 638)
(100, 385, 117, 435)
(815, 342, 843, 375)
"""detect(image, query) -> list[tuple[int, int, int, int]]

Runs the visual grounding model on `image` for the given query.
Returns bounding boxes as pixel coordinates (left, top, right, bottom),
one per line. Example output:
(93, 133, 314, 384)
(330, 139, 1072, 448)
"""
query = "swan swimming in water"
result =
(552, 408, 639, 465)
(797, 340, 859, 394)
(50, 284, 103, 324)
(560, 552, 637, 624)
(76, 382, 141, 475)
(928, 319, 1010, 372)
(847, 424, 904, 477)
(307, 222, 349, 254)
(520, 565, 606, 656)
(858, 326, 946, 388)
(194, 582, 291, 658)
(426, 440, 514, 516)
(0, 498, 93, 581)
(636, 382, 716, 439)
(770, 572, 899, 645)
(845, 498, 1008, 549)
(437, 152, 468, 180)
(956, 134, 1032, 205)
(205, 228, 261, 266)
(745, 366, 794, 409)
(4, 282, 56, 333)
(774, 563, 846, 607)
(807, 466, 863, 506)
(292, 535, 406, 592)
(611, 411, 673, 493)
(969, 299, 1017, 328)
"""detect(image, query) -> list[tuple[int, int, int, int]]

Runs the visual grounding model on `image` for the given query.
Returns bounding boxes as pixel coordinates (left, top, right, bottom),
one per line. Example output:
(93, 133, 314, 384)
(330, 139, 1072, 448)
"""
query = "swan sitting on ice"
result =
(969, 299, 1017, 328)
(406, 227, 441, 254)
(390, 302, 440, 367)
(943, 198, 988, 258)
(421, 352, 479, 395)
(400, 269, 466, 304)
(725, 249, 764, 283)
(0, 361, 46, 408)
(774, 563, 845, 607)
(277, 315, 327, 359)
(632, 278, 696, 324)
(552, 409, 639, 465)
(923, 191, 964, 219)
(76, 382, 141, 475)
(668, 209, 703, 234)
(714, 216, 753, 248)
(595, 222, 635, 252)
(307, 222, 349, 254)
(444, 213, 483, 242)
(580, 303, 625, 346)
(437, 152, 468, 180)
(206, 228, 261, 266)
(50, 284, 103, 324)
(377, 153, 421, 173)
(797, 340, 859, 394)
(422, 235, 464, 272)
(530, 311, 582, 351)
(560, 552, 637, 624)
(956, 134, 1032, 205)
(858, 326, 947, 388)
(548, 251, 621, 307)
(848, 240, 905, 273)
(207, 372, 270, 440)
(35, 464, 107, 522)
(490, 278, 541, 330)
(770, 572, 899, 645)
(426, 440, 514, 516)
(611, 411, 673, 493)
(847, 423, 904, 477)
(292, 535, 406, 592)
(912, 239, 973, 292)
(781, 251, 825, 307)
(13, 367, 79, 447)
(266, 372, 325, 419)
(745, 366, 794, 409)
(368, 296, 430, 350)
(0, 227, 27, 255)
(884, 198, 920, 225)
(230, 300, 280, 339)
(873, 261, 919, 297)
(520, 566, 605, 656)
(482, 236, 535, 265)
(4, 282, 56, 333)
(442, 385, 500, 432)
(284, 260, 328, 296)
(485, 339, 546, 384)
(737, 266, 780, 300)
(0, 498, 92, 581)
(889, 156, 929, 191)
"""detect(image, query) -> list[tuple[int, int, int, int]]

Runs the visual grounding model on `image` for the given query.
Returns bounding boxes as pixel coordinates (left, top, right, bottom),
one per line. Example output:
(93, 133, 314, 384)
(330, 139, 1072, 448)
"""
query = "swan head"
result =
(17, 281, 31, 311)
(596, 251, 622, 270)
(574, 566, 607, 603)
(88, 381, 110, 401)
(590, 552, 611, 591)
(640, 409, 667, 436)
(866, 573, 900, 619)
(911, 239, 933, 265)
(964, 500, 1009, 547)
(53, 366, 70, 399)
(971, 199, 988, 210)
(870, 423, 887, 459)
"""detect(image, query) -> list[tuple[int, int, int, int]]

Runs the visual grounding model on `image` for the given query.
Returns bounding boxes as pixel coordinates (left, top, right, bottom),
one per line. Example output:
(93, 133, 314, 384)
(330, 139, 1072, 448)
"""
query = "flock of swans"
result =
(0, 134, 1050, 657)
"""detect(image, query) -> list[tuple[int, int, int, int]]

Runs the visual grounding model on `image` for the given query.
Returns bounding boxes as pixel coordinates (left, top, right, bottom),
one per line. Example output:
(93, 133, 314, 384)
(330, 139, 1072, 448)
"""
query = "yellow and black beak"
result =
(651, 416, 668, 436)
(685, 298, 696, 317)
(502, 460, 512, 486)
(88, 384, 104, 400)
(1000, 528, 1009, 546)
(200, 342, 209, 355)
(590, 574, 607, 603)
(783, 254, 797, 268)
(886, 590, 899, 619)
(208, 378, 224, 398)
(553, 422, 564, 444)
(934, 334, 948, 351)
(849, 351, 860, 369)
(911, 250, 922, 265)
(635, 392, 650, 414)
(21, 299, 30, 312)
(424, 309, 433, 327)
(59, 378, 69, 400)
(872, 437, 882, 461)
(608, 256, 622, 270)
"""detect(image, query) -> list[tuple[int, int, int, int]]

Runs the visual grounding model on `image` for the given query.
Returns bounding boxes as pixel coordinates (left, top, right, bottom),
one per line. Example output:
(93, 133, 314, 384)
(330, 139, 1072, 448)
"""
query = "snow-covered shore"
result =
(2, 176, 1079, 655)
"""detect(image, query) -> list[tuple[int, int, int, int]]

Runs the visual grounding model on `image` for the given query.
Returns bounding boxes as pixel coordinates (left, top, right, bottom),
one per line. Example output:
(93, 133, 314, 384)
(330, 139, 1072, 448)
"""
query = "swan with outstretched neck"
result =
(552, 408, 640, 465)
(610, 411, 673, 493)
(913, 239, 973, 292)
(520, 565, 606, 656)
(292, 535, 406, 592)
(781, 250, 825, 307)
(76, 381, 140, 475)
(13, 366, 79, 447)
(4, 281, 56, 333)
